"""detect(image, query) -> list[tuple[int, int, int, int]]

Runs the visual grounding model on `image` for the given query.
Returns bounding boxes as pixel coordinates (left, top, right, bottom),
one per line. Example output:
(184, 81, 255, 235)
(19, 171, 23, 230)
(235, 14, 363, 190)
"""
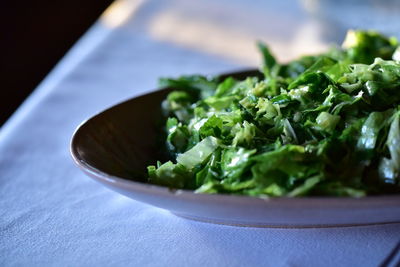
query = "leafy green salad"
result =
(147, 30, 400, 197)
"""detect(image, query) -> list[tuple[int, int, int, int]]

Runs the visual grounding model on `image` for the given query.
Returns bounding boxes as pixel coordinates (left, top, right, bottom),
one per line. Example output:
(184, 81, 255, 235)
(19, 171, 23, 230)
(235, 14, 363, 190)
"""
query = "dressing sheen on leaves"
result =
(147, 30, 400, 197)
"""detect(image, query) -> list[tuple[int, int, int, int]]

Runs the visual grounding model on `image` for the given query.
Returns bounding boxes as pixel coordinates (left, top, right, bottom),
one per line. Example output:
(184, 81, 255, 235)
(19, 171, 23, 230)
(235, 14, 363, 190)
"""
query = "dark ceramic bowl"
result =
(70, 69, 400, 228)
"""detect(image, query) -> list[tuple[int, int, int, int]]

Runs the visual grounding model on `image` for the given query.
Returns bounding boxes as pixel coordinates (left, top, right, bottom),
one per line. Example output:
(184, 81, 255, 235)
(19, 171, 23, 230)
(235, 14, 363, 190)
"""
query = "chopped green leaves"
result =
(257, 41, 277, 70)
(342, 30, 398, 64)
(379, 112, 400, 185)
(316, 112, 340, 133)
(176, 136, 219, 170)
(147, 30, 400, 197)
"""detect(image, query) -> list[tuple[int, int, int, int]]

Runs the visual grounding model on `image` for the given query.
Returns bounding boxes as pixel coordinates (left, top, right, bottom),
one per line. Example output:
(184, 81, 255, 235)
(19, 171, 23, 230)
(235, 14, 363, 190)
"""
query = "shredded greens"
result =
(147, 30, 400, 197)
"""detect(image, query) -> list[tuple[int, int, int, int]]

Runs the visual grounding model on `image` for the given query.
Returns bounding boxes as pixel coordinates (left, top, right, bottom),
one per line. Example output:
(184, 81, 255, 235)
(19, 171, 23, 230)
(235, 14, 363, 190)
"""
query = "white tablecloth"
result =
(1, 1, 400, 266)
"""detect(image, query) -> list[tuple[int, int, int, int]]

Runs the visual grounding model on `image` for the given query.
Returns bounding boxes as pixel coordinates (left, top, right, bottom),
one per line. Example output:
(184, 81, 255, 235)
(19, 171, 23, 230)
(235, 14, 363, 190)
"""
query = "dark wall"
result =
(1, 0, 114, 126)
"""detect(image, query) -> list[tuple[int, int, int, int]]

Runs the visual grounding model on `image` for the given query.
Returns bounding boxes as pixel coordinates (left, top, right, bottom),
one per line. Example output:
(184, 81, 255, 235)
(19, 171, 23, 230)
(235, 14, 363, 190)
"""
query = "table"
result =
(1, 0, 400, 266)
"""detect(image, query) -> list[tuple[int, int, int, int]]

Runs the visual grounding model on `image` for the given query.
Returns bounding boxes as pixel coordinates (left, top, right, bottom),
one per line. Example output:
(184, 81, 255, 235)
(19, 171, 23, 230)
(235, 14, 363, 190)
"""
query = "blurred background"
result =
(1, 0, 399, 126)
(1, 0, 113, 126)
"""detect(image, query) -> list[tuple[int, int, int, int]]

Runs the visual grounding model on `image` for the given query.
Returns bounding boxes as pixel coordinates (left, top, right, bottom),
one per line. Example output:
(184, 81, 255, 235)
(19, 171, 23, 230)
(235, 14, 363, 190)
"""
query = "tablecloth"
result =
(1, 0, 400, 266)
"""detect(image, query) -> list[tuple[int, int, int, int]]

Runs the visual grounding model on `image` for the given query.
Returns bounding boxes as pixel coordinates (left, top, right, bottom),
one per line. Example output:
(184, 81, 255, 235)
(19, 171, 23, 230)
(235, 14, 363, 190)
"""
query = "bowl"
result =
(70, 69, 400, 228)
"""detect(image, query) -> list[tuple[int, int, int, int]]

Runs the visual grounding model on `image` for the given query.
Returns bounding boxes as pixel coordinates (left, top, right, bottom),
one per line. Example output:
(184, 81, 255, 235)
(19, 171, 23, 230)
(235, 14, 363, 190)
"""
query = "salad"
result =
(147, 30, 400, 197)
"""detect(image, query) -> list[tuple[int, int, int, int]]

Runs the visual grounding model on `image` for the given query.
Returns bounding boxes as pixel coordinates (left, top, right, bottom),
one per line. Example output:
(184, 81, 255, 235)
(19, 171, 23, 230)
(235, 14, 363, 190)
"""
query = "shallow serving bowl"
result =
(70, 69, 400, 228)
